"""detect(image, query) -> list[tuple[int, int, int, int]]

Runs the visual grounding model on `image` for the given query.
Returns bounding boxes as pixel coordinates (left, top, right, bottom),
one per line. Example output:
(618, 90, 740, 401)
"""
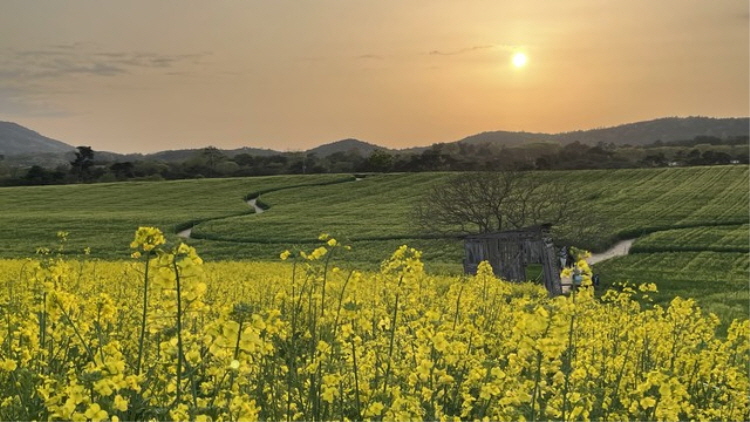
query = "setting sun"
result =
(512, 52, 528, 68)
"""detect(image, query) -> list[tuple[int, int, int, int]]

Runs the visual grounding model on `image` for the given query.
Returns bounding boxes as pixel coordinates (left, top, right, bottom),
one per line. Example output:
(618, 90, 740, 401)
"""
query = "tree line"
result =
(0, 135, 746, 186)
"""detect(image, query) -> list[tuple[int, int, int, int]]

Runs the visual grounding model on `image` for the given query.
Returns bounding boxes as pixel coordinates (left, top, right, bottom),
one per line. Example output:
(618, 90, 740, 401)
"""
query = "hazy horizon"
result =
(7, 114, 750, 156)
(1, 1, 747, 154)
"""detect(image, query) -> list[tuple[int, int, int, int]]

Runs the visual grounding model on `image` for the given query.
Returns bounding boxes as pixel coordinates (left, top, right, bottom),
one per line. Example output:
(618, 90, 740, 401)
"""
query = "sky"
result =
(1, 1, 748, 154)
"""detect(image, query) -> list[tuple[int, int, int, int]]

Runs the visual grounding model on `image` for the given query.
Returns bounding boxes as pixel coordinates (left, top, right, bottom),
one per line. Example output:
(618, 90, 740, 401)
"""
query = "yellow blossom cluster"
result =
(129, 226, 166, 253)
(0, 227, 746, 421)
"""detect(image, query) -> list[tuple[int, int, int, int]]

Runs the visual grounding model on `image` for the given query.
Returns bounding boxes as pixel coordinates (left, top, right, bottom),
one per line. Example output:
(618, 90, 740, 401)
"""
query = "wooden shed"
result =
(463, 224, 563, 295)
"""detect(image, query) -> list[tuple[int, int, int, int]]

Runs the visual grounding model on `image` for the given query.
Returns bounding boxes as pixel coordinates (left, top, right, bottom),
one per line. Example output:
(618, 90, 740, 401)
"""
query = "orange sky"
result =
(1, 1, 747, 153)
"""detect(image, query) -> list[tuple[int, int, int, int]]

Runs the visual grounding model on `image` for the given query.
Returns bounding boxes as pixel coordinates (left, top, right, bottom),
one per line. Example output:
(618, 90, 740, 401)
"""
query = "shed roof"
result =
(463, 224, 553, 240)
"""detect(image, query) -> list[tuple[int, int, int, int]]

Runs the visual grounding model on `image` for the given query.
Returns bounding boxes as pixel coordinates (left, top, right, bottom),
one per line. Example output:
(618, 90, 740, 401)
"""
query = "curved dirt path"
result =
(247, 197, 265, 214)
(177, 197, 265, 239)
(587, 238, 636, 265)
(175, 176, 360, 240)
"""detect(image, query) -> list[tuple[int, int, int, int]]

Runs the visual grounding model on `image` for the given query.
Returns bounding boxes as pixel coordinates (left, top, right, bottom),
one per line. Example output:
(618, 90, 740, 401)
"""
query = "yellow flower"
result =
(432, 332, 449, 352)
(280, 250, 291, 260)
(310, 246, 328, 260)
(113, 394, 129, 412)
(130, 226, 166, 252)
(640, 396, 657, 408)
(84, 404, 108, 422)
(93, 379, 114, 396)
(0, 359, 17, 371)
(321, 387, 336, 403)
(364, 401, 385, 417)
(639, 282, 658, 293)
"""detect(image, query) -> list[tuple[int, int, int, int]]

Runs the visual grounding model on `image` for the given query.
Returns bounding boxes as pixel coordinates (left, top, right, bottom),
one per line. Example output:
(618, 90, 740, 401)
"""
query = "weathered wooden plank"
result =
(463, 224, 563, 295)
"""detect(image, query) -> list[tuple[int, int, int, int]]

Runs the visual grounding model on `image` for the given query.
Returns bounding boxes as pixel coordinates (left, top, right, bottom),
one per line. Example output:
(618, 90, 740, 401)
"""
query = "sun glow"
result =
(512, 52, 528, 68)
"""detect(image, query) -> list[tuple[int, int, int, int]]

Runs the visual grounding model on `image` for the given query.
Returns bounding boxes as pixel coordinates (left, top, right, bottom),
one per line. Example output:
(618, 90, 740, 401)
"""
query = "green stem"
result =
(136, 250, 152, 375)
(224, 320, 244, 417)
(382, 275, 404, 396)
(561, 312, 576, 422)
(530, 321, 552, 422)
(331, 271, 354, 340)
(351, 337, 362, 421)
(453, 284, 465, 332)
(53, 295, 94, 359)
(530, 350, 544, 422)
(173, 257, 185, 405)
(287, 261, 297, 422)
(320, 246, 335, 319)
(604, 341, 633, 421)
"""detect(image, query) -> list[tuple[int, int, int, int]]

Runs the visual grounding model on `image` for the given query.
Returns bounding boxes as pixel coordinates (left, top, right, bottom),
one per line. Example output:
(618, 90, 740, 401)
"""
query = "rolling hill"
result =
(307, 138, 392, 157)
(0, 121, 75, 156)
(454, 117, 749, 148)
(1, 116, 747, 165)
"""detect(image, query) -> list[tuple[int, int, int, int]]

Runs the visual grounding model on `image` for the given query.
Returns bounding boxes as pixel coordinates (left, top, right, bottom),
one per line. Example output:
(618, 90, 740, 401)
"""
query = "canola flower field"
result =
(0, 228, 747, 421)
(594, 251, 748, 334)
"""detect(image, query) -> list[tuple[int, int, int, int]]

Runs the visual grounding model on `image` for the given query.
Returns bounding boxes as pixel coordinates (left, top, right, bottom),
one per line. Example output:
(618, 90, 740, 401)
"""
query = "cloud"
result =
(0, 49, 128, 79)
(1, 44, 211, 81)
(428, 45, 495, 56)
(102, 52, 209, 69)
(0, 86, 75, 118)
(356, 54, 384, 60)
(428, 44, 520, 56)
(0, 44, 210, 119)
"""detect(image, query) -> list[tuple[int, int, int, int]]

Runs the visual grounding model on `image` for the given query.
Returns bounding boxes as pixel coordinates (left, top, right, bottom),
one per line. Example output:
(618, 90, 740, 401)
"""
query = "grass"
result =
(192, 173, 452, 242)
(630, 224, 749, 253)
(593, 251, 749, 334)
(191, 167, 748, 261)
(0, 166, 746, 263)
(0, 174, 349, 259)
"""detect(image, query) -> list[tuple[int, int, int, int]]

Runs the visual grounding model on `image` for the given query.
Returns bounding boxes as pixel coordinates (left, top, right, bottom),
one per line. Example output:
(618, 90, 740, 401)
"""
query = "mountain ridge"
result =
(454, 116, 749, 148)
(0, 121, 76, 156)
(1, 116, 747, 164)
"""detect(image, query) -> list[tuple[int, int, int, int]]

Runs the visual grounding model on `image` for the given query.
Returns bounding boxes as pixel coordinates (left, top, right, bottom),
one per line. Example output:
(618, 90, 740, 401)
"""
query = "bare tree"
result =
(413, 170, 577, 235)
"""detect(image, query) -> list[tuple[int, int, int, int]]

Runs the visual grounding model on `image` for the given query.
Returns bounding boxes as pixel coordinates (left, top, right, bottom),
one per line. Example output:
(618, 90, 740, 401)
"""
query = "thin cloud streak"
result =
(428, 44, 519, 56)
(1, 46, 211, 81)
(356, 54, 384, 60)
(0, 44, 212, 121)
(0, 86, 75, 118)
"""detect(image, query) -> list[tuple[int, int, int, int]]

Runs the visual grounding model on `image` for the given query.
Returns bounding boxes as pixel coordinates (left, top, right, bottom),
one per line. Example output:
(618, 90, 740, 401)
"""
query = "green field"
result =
(630, 224, 749, 253)
(194, 167, 749, 240)
(1, 167, 746, 260)
(0, 174, 350, 259)
(0, 166, 747, 326)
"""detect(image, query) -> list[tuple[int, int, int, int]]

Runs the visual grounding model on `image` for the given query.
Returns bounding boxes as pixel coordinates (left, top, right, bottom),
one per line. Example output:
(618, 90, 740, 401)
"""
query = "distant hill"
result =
(0, 121, 75, 156)
(554, 117, 749, 146)
(307, 138, 389, 157)
(224, 147, 280, 158)
(457, 130, 553, 147)
(452, 117, 749, 148)
(1, 116, 747, 166)
(141, 147, 279, 163)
